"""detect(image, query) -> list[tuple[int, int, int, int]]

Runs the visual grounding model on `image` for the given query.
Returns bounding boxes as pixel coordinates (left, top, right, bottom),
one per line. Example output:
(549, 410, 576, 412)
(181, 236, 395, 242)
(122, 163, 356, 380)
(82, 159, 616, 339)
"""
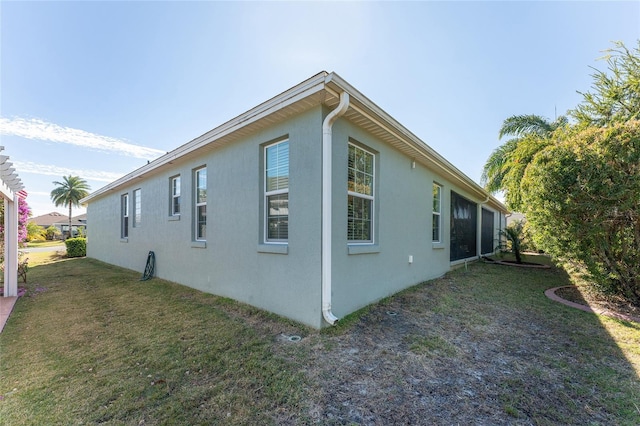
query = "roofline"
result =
(325, 73, 506, 212)
(81, 71, 507, 213)
(81, 72, 329, 204)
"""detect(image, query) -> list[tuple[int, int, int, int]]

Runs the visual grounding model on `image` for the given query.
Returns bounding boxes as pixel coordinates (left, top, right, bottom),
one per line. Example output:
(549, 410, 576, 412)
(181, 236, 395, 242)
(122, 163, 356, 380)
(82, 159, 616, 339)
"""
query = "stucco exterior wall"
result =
(86, 101, 506, 328)
(328, 118, 502, 319)
(87, 107, 325, 328)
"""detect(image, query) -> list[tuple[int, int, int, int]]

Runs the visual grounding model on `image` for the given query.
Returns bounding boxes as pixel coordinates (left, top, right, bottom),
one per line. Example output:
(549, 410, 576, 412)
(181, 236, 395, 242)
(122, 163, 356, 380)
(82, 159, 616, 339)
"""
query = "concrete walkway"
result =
(21, 244, 66, 253)
(0, 296, 19, 333)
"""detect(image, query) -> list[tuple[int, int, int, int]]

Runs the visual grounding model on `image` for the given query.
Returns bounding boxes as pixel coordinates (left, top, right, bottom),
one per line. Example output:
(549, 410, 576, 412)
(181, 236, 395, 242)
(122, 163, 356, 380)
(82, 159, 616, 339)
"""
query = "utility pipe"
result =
(321, 91, 350, 325)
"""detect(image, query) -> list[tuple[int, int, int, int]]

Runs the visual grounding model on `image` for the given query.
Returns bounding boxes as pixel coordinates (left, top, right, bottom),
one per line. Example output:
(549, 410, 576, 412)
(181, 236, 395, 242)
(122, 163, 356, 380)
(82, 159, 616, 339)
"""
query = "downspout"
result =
(321, 91, 350, 325)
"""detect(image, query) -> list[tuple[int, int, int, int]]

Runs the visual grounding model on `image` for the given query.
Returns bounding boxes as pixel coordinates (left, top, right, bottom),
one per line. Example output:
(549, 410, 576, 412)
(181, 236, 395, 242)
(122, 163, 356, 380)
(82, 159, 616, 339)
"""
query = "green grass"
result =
(1, 253, 639, 424)
(0, 258, 310, 425)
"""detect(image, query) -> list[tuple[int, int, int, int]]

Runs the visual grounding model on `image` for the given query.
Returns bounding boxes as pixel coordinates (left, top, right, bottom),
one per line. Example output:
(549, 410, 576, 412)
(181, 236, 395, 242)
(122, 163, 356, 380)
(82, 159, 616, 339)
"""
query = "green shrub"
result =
(46, 225, 62, 240)
(65, 237, 87, 258)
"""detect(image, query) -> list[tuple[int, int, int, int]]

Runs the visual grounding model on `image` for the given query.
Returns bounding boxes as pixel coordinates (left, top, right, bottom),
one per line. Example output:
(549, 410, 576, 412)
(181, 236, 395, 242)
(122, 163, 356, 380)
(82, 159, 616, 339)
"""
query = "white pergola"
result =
(1, 146, 24, 297)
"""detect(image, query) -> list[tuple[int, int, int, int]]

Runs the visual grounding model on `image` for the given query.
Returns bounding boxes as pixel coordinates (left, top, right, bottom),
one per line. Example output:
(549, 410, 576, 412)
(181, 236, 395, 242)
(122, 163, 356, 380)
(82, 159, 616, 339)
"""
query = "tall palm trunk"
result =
(68, 201, 72, 240)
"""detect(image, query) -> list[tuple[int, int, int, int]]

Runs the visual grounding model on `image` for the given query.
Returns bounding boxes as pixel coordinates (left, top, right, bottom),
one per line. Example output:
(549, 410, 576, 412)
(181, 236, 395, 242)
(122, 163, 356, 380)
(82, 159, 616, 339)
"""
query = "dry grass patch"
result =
(1, 253, 639, 425)
(0, 258, 311, 425)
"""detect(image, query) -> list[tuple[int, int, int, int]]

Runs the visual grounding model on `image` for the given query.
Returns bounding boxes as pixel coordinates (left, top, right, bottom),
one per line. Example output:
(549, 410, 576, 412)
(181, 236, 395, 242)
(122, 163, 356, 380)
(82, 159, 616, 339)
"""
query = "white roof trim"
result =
(1, 147, 24, 199)
(81, 72, 329, 203)
(81, 72, 507, 213)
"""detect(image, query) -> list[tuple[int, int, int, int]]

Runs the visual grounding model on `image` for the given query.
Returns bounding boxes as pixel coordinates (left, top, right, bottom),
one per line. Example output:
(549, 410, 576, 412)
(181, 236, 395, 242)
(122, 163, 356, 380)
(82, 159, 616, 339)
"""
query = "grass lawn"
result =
(1, 254, 638, 424)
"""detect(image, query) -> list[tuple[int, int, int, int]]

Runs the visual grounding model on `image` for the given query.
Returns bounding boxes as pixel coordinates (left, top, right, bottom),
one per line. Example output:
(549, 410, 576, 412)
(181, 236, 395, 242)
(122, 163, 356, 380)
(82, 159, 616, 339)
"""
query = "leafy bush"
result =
(45, 225, 62, 240)
(27, 221, 46, 242)
(522, 121, 640, 304)
(65, 237, 87, 258)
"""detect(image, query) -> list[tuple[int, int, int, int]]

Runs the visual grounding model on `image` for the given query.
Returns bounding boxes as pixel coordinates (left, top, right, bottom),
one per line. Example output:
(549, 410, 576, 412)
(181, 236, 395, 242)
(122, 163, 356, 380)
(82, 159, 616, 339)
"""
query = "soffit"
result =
(82, 72, 507, 212)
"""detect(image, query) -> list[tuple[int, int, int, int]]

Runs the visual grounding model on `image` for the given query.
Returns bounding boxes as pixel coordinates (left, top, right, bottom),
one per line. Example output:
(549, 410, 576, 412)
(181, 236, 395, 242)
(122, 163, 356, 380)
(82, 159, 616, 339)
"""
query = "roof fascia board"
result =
(82, 72, 328, 204)
(326, 72, 507, 212)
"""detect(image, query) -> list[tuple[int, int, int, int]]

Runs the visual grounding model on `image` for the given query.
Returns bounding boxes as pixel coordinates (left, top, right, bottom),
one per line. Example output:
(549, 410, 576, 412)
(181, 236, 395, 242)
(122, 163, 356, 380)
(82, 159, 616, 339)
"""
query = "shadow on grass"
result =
(311, 254, 640, 424)
(0, 255, 639, 425)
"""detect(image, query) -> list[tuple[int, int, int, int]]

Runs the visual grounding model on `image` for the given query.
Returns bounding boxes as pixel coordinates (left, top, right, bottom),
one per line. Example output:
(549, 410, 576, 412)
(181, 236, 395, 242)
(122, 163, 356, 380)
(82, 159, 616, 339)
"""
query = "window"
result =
(347, 143, 375, 242)
(170, 176, 181, 216)
(432, 183, 442, 242)
(133, 188, 141, 227)
(121, 193, 129, 238)
(264, 139, 289, 242)
(194, 167, 207, 241)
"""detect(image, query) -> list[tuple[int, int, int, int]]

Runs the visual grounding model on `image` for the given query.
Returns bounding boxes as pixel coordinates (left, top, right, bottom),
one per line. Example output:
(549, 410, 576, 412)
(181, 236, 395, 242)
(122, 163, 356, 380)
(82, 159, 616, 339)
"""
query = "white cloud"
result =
(0, 117, 165, 160)
(13, 161, 124, 182)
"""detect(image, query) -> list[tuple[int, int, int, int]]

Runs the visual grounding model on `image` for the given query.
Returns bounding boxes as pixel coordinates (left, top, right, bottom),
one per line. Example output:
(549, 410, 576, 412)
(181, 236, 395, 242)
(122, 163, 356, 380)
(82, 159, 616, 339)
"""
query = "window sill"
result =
(257, 244, 288, 254)
(120, 238, 128, 243)
(191, 241, 206, 249)
(168, 215, 180, 221)
(348, 244, 380, 255)
(432, 242, 445, 250)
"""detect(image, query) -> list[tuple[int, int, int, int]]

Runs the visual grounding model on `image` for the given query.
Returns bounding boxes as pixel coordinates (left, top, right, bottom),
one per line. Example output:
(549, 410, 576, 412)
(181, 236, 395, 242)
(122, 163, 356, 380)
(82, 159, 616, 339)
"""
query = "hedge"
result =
(65, 237, 87, 258)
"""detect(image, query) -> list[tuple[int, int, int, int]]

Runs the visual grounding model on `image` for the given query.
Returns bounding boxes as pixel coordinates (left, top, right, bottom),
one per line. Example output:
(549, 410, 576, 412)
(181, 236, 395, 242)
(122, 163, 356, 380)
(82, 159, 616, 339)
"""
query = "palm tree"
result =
(50, 176, 91, 239)
(500, 221, 525, 264)
(481, 114, 567, 208)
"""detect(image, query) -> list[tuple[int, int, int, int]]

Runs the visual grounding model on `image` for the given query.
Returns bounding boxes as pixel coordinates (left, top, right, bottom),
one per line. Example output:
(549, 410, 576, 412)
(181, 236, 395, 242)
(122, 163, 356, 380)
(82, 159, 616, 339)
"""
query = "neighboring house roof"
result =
(81, 72, 507, 213)
(73, 213, 87, 223)
(30, 212, 67, 227)
(30, 212, 86, 227)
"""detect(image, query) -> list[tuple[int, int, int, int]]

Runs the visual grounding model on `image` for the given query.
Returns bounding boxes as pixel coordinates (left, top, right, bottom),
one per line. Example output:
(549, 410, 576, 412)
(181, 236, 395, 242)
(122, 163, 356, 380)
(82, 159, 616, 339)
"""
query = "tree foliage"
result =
(484, 40, 640, 306)
(522, 121, 640, 304)
(481, 114, 567, 209)
(50, 175, 90, 239)
(26, 221, 46, 241)
(571, 41, 640, 127)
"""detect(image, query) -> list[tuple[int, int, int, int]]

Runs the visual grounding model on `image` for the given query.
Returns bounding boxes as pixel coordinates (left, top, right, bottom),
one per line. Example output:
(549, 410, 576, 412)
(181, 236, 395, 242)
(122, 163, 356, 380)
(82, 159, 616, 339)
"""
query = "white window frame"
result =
(264, 139, 289, 243)
(121, 193, 129, 238)
(347, 142, 375, 244)
(194, 167, 207, 241)
(133, 188, 141, 227)
(170, 175, 181, 216)
(432, 183, 442, 243)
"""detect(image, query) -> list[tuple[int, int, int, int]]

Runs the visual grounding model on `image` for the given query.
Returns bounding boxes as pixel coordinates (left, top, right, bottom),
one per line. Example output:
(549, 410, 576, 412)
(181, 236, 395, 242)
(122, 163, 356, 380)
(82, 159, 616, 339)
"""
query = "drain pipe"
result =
(321, 91, 350, 325)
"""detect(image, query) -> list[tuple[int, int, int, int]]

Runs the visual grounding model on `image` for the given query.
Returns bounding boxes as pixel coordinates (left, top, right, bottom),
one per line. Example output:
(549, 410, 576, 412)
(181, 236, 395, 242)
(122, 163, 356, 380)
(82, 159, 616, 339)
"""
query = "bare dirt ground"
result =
(269, 262, 639, 425)
(555, 285, 640, 320)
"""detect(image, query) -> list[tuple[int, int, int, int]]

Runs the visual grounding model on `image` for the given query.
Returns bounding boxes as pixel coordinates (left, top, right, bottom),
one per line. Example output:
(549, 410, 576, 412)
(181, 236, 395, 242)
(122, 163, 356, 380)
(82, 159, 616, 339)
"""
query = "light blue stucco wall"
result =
(86, 104, 504, 328)
(328, 117, 503, 319)
(87, 107, 325, 328)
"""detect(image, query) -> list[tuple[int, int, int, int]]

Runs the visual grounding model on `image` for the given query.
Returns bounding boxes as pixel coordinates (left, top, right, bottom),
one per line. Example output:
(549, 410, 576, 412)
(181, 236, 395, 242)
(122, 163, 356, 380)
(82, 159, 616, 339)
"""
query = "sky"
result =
(1, 1, 639, 218)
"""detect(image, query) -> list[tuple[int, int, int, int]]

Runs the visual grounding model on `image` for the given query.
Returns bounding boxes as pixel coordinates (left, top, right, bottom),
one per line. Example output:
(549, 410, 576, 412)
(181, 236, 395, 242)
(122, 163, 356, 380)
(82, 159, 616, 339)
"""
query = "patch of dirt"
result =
(555, 286, 640, 319)
(482, 256, 550, 268)
(276, 271, 631, 425)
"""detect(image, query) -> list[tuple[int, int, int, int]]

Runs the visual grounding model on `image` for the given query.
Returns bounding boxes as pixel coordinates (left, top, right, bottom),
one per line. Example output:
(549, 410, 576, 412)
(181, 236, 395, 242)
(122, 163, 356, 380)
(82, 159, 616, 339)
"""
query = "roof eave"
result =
(81, 72, 329, 204)
(325, 72, 507, 212)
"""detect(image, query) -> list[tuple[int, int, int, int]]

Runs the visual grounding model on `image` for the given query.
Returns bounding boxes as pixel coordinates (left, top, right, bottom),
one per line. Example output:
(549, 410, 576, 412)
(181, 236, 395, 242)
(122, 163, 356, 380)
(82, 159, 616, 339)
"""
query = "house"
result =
(30, 212, 87, 238)
(81, 72, 508, 329)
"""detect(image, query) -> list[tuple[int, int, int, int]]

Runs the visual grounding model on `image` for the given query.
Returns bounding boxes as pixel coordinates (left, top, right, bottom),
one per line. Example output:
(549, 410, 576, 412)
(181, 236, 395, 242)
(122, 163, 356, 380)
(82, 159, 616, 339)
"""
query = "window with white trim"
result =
(121, 193, 129, 238)
(194, 167, 207, 241)
(347, 143, 375, 243)
(264, 139, 289, 242)
(432, 183, 442, 242)
(133, 188, 141, 227)
(170, 175, 181, 216)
